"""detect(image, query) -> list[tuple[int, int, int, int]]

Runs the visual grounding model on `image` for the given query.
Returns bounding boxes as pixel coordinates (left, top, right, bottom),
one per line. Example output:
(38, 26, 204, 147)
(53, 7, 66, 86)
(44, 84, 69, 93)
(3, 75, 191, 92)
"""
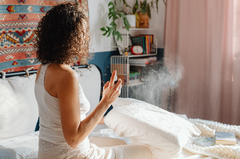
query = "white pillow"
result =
(0, 131, 39, 159)
(104, 98, 201, 159)
(0, 74, 39, 140)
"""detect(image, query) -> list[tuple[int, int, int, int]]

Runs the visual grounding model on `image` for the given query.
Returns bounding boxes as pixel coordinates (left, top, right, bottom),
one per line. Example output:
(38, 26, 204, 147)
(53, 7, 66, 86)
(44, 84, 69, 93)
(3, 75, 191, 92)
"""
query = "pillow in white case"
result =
(0, 131, 39, 159)
(0, 74, 38, 140)
(104, 98, 201, 159)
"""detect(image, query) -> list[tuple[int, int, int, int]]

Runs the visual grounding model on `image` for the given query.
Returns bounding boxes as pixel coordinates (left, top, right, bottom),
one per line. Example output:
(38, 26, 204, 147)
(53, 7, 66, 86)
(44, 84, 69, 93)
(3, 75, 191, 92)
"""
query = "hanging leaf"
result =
(116, 31, 122, 41)
(113, 30, 116, 36)
(147, 3, 151, 19)
(156, 0, 159, 13)
(122, 15, 130, 31)
(108, 2, 115, 8)
(102, 31, 108, 36)
(142, 0, 147, 10)
(132, 2, 138, 14)
(107, 31, 112, 37)
(116, 12, 122, 18)
(126, 4, 132, 9)
(110, 21, 117, 27)
(100, 27, 106, 32)
(150, 1, 154, 8)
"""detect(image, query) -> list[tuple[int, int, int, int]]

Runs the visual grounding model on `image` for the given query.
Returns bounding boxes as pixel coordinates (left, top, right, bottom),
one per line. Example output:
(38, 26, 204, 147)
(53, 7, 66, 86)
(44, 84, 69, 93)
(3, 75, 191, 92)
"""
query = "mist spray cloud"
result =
(129, 57, 183, 110)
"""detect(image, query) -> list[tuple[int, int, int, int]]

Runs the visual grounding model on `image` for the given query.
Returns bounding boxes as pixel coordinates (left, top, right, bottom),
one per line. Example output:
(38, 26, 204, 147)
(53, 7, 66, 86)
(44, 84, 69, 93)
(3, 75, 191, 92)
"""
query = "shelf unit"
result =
(111, 9, 159, 97)
(111, 54, 157, 98)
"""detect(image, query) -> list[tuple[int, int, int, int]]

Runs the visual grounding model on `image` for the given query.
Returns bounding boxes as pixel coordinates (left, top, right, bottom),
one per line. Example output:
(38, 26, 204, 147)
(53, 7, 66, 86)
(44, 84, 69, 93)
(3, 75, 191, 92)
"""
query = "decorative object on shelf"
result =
(125, 15, 136, 28)
(132, 0, 163, 28)
(130, 45, 143, 55)
(137, 11, 149, 28)
(131, 34, 155, 54)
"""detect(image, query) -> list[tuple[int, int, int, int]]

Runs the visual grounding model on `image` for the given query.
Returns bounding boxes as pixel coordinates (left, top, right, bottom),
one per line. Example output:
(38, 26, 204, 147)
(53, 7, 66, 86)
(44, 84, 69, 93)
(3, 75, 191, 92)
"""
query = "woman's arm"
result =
(57, 69, 121, 148)
(98, 117, 105, 125)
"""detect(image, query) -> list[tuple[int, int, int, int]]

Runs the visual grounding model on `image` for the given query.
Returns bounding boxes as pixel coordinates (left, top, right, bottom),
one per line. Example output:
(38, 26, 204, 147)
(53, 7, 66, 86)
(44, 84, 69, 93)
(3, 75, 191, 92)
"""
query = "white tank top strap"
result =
(36, 63, 51, 86)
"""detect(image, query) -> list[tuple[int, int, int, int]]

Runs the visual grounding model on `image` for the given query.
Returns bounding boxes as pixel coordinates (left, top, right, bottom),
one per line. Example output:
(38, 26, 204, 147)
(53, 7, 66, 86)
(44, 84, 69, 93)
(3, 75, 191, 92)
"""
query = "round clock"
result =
(130, 45, 143, 55)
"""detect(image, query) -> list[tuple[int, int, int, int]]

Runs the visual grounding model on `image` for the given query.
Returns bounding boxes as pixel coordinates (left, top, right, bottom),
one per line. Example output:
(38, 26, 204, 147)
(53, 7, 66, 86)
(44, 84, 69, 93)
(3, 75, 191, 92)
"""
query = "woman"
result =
(35, 2, 152, 159)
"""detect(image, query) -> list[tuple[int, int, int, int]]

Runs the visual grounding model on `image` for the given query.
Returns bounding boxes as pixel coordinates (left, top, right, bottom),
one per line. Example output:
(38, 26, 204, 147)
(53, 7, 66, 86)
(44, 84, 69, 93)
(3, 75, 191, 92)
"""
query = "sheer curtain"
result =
(164, 0, 240, 125)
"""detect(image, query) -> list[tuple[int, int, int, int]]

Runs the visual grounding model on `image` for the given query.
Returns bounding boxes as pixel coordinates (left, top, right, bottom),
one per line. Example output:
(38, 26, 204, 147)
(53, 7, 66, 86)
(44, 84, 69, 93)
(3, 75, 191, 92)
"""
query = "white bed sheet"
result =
(0, 130, 215, 159)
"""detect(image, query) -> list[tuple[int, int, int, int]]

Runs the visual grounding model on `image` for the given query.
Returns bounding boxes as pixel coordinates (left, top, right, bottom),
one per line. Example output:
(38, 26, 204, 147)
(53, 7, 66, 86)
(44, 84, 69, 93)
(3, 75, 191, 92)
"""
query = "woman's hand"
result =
(101, 70, 122, 107)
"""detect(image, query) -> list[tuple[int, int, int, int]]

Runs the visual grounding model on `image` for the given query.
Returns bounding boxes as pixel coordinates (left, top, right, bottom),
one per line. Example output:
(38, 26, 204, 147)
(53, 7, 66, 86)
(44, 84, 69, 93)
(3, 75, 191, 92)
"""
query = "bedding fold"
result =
(104, 98, 201, 159)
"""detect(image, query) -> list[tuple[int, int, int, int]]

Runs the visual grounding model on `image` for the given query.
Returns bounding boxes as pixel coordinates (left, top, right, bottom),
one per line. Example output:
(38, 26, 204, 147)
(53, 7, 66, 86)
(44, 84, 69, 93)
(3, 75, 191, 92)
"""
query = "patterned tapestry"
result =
(0, 0, 89, 72)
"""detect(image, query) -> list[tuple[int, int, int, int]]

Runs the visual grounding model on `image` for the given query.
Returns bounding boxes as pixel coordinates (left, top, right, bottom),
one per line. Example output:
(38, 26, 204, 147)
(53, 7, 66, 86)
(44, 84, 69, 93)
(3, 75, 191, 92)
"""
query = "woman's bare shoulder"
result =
(51, 63, 78, 84)
(50, 64, 78, 86)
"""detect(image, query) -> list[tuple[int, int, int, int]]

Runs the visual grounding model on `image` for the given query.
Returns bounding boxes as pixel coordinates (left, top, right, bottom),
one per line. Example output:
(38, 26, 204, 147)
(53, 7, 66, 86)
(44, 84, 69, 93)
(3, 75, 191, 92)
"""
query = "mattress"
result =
(0, 129, 215, 159)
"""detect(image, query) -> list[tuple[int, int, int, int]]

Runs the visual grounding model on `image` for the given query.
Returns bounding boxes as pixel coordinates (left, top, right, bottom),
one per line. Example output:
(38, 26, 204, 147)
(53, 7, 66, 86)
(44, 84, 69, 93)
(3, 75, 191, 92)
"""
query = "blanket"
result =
(182, 116, 240, 159)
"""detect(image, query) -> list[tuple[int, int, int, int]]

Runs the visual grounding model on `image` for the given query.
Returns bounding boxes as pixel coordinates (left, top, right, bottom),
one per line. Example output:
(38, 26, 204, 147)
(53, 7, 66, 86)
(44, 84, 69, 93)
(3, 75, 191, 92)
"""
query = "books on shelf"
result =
(215, 132, 237, 145)
(131, 36, 146, 54)
(130, 34, 156, 55)
(139, 34, 154, 54)
(129, 57, 157, 66)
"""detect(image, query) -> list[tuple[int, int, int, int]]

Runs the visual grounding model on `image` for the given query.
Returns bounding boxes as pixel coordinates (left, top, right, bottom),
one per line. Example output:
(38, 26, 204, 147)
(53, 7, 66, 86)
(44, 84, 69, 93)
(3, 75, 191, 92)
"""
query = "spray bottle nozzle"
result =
(114, 74, 118, 84)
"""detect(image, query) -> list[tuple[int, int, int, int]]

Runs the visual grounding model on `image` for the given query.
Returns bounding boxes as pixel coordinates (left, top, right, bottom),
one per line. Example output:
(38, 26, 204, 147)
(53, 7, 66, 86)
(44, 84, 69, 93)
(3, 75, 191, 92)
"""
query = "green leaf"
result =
(156, 0, 159, 13)
(108, 2, 115, 8)
(116, 31, 122, 41)
(141, 9, 146, 15)
(107, 31, 111, 37)
(147, 3, 151, 19)
(109, 21, 117, 27)
(113, 30, 116, 36)
(109, 8, 114, 13)
(106, 26, 111, 31)
(126, 4, 132, 9)
(116, 12, 122, 18)
(108, 12, 113, 19)
(100, 27, 106, 32)
(132, 0, 139, 14)
(123, 16, 130, 31)
(102, 31, 108, 36)
(141, 0, 147, 10)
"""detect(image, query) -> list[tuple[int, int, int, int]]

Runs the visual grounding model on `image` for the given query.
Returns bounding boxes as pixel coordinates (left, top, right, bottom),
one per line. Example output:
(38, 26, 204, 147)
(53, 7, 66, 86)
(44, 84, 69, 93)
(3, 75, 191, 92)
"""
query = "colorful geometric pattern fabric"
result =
(0, 0, 89, 72)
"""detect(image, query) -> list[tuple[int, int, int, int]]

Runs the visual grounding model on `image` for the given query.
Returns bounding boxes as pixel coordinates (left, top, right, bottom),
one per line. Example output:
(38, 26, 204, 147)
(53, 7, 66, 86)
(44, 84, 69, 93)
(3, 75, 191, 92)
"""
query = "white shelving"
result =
(110, 8, 159, 98)
(111, 55, 157, 98)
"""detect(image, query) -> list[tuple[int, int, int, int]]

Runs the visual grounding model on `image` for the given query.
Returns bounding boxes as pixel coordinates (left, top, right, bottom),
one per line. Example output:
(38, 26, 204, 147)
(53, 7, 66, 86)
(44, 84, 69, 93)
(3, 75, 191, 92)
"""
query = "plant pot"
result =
(136, 11, 149, 28)
(124, 15, 136, 28)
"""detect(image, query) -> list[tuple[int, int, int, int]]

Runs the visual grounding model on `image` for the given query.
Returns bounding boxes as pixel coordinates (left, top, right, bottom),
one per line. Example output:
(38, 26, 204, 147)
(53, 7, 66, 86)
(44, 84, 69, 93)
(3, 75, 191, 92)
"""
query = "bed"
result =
(0, 64, 239, 159)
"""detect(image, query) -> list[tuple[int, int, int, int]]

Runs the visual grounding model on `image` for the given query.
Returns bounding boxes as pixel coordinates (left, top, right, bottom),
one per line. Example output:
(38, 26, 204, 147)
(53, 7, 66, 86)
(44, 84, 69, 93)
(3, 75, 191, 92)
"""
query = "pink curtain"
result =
(164, 0, 240, 125)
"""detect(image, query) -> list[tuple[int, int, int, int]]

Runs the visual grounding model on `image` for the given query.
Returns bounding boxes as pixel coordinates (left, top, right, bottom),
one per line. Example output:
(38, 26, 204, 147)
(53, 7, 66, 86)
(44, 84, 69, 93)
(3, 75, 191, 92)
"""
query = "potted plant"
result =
(132, 0, 163, 28)
(100, 0, 131, 41)
(100, 0, 165, 41)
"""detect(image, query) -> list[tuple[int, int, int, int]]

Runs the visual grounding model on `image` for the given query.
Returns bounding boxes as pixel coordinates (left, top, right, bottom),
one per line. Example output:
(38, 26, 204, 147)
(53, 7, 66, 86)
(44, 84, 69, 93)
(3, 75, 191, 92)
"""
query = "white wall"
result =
(88, 0, 166, 52)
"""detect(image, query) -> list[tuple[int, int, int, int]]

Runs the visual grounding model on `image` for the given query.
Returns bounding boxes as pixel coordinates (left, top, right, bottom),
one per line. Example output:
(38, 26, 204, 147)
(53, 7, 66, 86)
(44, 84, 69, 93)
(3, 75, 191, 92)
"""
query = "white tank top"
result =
(35, 64, 91, 157)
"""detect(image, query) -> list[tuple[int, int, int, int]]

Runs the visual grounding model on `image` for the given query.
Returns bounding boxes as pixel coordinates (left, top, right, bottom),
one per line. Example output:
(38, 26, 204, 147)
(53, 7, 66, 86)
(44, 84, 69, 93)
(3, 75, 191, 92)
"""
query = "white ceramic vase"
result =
(125, 15, 136, 28)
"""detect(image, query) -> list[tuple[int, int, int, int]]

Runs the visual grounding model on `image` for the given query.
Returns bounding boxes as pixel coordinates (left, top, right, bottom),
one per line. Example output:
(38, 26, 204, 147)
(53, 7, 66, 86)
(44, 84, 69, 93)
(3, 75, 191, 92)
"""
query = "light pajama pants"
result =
(38, 138, 153, 159)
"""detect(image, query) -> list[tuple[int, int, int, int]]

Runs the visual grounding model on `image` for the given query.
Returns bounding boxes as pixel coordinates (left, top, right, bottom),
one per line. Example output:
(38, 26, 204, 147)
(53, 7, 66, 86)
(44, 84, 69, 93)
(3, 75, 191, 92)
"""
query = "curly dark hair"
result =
(35, 2, 90, 65)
